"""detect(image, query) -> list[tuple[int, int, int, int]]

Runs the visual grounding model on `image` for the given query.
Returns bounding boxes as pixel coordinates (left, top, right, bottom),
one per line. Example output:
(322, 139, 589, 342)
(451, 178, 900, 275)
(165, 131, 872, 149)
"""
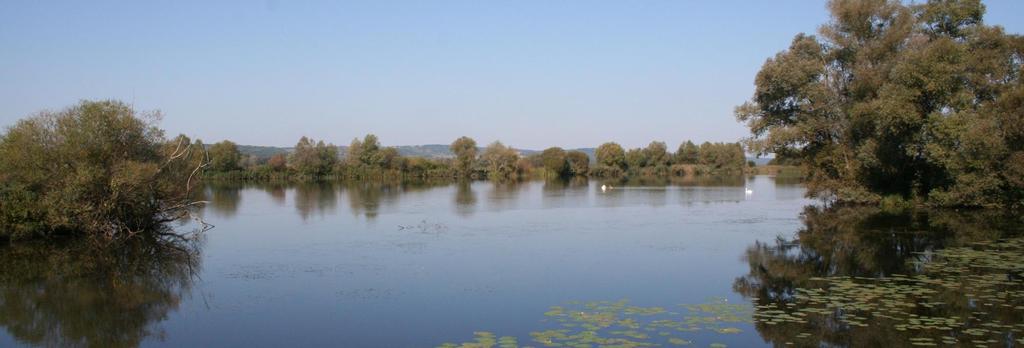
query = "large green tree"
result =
(566, 151, 590, 176)
(540, 147, 569, 177)
(595, 142, 626, 169)
(624, 148, 646, 172)
(0, 100, 204, 239)
(450, 136, 478, 177)
(290, 136, 338, 176)
(345, 134, 399, 170)
(736, 0, 1023, 208)
(698, 142, 746, 174)
(674, 141, 700, 165)
(208, 140, 242, 172)
(481, 141, 520, 181)
(642, 141, 670, 168)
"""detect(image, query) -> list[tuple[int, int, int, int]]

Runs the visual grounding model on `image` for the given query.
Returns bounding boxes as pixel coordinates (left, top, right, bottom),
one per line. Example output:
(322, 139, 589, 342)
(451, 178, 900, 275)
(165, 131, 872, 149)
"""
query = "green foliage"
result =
(697, 142, 746, 174)
(346, 137, 363, 166)
(194, 134, 749, 183)
(643, 141, 670, 167)
(879, 194, 915, 213)
(267, 153, 288, 172)
(441, 298, 756, 348)
(341, 134, 405, 178)
(595, 142, 626, 169)
(767, 153, 801, 166)
(201, 134, 536, 182)
(397, 156, 455, 179)
(734, 205, 1024, 347)
(566, 150, 590, 176)
(346, 134, 386, 168)
(736, 0, 1024, 208)
(208, 140, 242, 172)
(674, 141, 700, 164)
(289, 136, 338, 177)
(624, 148, 645, 172)
(589, 164, 624, 178)
(669, 164, 696, 177)
(481, 141, 521, 181)
(450, 136, 478, 178)
(0, 100, 202, 240)
(540, 147, 569, 177)
(590, 140, 746, 178)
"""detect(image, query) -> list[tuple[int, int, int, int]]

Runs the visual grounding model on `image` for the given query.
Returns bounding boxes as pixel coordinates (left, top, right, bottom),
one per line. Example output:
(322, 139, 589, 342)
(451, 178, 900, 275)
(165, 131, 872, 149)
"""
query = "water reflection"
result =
(541, 176, 589, 194)
(0, 237, 202, 348)
(259, 182, 288, 206)
(541, 177, 589, 209)
(18, 177, 1006, 346)
(296, 182, 339, 220)
(485, 182, 523, 211)
(202, 176, 787, 222)
(734, 206, 1024, 347)
(454, 181, 477, 217)
(198, 182, 243, 218)
(344, 180, 452, 219)
(602, 175, 745, 187)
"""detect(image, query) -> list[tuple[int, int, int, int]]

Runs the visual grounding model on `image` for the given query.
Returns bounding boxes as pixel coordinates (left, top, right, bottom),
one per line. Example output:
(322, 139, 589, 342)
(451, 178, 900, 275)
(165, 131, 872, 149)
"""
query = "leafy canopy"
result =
(736, 0, 1023, 207)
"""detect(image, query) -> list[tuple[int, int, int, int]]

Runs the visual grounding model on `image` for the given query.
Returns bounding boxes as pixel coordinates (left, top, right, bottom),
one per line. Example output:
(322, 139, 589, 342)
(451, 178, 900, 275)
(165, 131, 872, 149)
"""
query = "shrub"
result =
(0, 100, 203, 240)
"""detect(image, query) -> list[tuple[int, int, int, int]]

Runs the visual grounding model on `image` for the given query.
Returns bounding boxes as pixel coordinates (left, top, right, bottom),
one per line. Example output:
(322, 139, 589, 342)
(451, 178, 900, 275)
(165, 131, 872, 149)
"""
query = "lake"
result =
(0, 175, 1021, 347)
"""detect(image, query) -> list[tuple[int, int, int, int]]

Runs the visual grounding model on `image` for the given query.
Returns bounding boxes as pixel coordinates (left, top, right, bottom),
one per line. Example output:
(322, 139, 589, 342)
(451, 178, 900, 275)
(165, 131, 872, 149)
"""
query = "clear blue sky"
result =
(2, 1, 1021, 149)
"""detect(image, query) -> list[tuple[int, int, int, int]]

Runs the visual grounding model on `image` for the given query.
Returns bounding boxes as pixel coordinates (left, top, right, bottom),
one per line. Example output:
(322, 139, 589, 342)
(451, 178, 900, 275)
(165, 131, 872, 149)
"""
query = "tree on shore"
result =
(540, 147, 569, 177)
(595, 142, 625, 169)
(208, 140, 242, 172)
(290, 136, 337, 176)
(642, 141, 669, 168)
(698, 142, 745, 174)
(481, 141, 520, 181)
(674, 141, 700, 165)
(267, 153, 288, 172)
(625, 148, 645, 171)
(0, 100, 205, 240)
(592, 142, 627, 177)
(736, 0, 1023, 207)
(450, 136, 478, 177)
(345, 134, 400, 174)
(566, 150, 590, 176)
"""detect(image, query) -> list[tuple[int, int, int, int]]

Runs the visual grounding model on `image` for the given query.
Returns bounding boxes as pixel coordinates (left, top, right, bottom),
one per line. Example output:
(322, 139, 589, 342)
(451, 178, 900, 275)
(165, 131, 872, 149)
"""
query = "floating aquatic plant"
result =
(437, 298, 753, 347)
(745, 237, 1024, 347)
(439, 237, 1024, 347)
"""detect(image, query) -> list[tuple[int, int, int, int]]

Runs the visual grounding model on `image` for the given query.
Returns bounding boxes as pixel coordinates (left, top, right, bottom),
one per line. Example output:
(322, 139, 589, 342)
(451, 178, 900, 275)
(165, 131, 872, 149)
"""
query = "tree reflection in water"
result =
(206, 182, 243, 218)
(344, 179, 452, 220)
(734, 206, 1024, 347)
(296, 181, 339, 220)
(454, 181, 477, 217)
(0, 235, 202, 348)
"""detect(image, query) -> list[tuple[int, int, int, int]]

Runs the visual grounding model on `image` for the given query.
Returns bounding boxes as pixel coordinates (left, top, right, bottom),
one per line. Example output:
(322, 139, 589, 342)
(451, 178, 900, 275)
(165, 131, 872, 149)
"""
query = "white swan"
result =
(745, 187, 753, 195)
(601, 184, 607, 192)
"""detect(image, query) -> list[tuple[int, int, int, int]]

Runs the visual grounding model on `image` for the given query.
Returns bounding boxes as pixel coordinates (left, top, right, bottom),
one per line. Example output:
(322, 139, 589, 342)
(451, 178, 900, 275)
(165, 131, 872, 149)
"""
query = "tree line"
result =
(0, 100, 752, 240)
(201, 135, 751, 181)
(591, 141, 747, 177)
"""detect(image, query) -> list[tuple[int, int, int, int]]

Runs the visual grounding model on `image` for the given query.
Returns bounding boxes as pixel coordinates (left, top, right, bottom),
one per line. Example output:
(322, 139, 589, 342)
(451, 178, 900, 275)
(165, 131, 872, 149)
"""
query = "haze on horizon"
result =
(2, 0, 1022, 150)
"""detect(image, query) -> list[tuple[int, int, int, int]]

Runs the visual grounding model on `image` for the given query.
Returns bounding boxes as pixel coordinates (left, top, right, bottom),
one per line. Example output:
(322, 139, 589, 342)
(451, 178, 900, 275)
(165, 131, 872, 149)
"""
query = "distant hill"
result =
(235, 145, 292, 158)
(393, 144, 456, 158)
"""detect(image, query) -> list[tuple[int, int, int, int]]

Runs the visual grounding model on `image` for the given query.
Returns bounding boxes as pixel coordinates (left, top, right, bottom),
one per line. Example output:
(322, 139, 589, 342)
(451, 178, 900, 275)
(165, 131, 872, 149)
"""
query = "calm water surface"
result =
(1, 176, 1021, 347)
